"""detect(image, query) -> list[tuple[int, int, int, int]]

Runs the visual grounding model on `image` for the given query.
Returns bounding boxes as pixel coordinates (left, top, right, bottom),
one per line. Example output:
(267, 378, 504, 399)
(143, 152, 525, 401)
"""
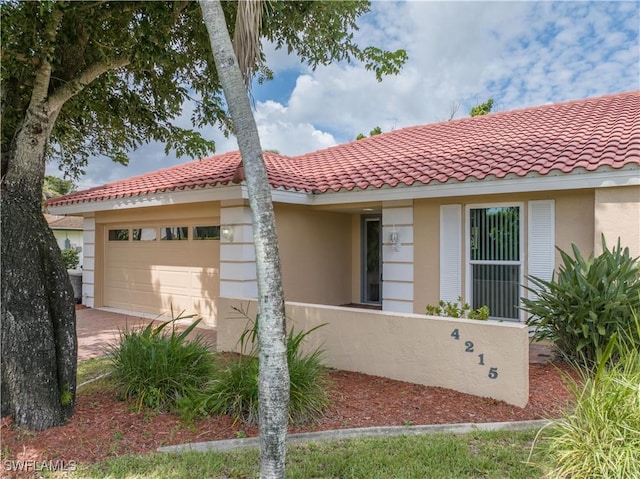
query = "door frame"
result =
(360, 214, 382, 304)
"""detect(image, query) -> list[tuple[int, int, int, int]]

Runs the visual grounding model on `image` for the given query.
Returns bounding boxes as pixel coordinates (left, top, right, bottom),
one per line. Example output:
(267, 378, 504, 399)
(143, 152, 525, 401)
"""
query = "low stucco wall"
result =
(217, 297, 529, 407)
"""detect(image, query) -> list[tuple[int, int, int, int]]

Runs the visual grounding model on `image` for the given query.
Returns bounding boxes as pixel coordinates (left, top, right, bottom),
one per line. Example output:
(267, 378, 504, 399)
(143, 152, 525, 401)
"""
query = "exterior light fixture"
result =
(220, 225, 234, 243)
(389, 227, 400, 251)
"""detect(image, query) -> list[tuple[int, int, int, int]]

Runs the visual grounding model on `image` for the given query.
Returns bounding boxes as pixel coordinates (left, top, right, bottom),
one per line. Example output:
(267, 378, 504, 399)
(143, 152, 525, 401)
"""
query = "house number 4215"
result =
(450, 329, 499, 379)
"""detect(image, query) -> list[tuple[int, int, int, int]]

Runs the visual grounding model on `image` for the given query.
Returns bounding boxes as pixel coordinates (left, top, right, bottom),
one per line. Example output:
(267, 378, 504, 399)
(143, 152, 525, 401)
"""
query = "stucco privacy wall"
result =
(594, 186, 640, 257)
(93, 202, 220, 323)
(413, 189, 595, 315)
(217, 297, 530, 407)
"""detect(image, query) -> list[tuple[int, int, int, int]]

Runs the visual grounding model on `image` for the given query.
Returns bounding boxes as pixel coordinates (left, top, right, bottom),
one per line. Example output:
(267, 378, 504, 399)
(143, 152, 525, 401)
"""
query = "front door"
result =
(361, 215, 381, 304)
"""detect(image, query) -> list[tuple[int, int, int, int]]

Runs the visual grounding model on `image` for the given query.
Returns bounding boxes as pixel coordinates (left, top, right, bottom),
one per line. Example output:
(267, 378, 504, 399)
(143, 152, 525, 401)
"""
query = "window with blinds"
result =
(469, 206, 522, 321)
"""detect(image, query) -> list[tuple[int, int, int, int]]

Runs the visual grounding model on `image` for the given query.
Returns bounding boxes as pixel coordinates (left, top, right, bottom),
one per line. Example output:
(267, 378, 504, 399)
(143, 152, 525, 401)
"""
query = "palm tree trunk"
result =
(199, 2, 290, 478)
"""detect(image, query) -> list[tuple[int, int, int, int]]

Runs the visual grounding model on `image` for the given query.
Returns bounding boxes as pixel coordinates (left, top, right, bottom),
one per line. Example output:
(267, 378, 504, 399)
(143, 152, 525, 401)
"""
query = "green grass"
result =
(76, 357, 116, 396)
(64, 430, 543, 478)
(77, 357, 112, 384)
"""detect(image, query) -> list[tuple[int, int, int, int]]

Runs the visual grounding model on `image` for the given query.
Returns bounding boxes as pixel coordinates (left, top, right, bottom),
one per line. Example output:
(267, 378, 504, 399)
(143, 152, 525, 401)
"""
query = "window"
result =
(193, 226, 220, 240)
(108, 229, 129, 241)
(132, 228, 157, 241)
(468, 205, 522, 321)
(160, 226, 188, 240)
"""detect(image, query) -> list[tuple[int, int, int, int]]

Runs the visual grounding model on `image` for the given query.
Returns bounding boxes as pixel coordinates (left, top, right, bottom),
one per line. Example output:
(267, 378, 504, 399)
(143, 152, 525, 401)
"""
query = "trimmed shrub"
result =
(522, 236, 640, 366)
(191, 311, 330, 425)
(535, 317, 640, 478)
(61, 248, 79, 269)
(108, 314, 216, 412)
(426, 296, 489, 320)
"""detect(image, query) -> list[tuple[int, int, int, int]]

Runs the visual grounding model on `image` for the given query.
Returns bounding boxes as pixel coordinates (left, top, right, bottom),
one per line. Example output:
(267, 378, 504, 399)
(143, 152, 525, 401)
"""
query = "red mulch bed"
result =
(1, 361, 574, 476)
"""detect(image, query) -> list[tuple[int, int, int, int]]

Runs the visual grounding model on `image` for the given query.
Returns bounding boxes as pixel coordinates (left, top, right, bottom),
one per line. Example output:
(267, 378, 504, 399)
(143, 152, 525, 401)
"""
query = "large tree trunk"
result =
(200, 2, 290, 478)
(1, 103, 78, 430)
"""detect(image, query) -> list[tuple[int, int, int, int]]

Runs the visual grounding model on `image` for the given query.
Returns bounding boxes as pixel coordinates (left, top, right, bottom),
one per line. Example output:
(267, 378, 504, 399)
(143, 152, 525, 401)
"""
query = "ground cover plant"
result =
(523, 236, 640, 366)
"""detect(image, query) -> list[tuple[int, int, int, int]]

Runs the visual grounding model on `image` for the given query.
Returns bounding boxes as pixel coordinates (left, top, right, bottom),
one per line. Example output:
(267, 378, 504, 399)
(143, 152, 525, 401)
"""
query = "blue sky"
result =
(49, 0, 640, 190)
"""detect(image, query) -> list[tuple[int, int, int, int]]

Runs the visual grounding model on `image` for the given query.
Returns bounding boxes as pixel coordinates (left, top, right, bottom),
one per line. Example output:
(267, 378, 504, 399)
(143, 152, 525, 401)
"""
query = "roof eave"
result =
(47, 165, 639, 215)
(310, 166, 640, 206)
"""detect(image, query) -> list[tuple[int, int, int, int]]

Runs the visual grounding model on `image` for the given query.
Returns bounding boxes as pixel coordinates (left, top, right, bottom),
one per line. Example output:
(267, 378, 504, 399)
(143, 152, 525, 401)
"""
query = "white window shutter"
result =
(440, 204, 462, 303)
(527, 200, 555, 296)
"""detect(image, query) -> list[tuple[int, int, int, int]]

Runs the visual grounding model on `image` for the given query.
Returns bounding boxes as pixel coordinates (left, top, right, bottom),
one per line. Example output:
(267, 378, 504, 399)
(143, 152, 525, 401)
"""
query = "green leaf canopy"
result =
(1, 0, 407, 178)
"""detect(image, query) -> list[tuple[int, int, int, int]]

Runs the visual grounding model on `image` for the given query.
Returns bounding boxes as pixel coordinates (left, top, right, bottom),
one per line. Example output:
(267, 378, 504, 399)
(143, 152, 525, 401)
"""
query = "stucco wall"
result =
(594, 186, 640, 257)
(413, 190, 595, 314)
(217, 297, 529, 407)
(275, 204, 352, 306)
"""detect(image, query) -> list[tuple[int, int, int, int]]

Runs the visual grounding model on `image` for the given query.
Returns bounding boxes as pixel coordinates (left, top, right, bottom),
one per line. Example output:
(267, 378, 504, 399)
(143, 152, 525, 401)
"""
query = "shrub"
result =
(192, 309, 330, 425)
(426, 297, 490, 320)
(534, 316, 640, 478)
(108, 312, 216, 412)
(522, 236, 640, 366)
(61, 248, 79, 269)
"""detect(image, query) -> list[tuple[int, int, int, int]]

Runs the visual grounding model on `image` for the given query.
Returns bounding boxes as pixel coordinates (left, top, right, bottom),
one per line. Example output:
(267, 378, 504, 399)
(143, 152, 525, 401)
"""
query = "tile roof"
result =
(45, 214, 84, 229)
(48, 91, 639, 206)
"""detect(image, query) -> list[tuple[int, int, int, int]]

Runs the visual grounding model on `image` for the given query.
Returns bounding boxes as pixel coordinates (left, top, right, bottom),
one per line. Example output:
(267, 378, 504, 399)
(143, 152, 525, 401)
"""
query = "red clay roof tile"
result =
(48, 91, 640, 207)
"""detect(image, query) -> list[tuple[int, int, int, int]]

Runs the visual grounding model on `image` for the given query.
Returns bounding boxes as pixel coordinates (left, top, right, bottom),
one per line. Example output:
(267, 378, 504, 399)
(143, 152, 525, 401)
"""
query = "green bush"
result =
(108, 313, 216, 412)
(522, 236, 640, 366)
(190, 310, 330, 426)
(61, 248, 80, 269)
(426, 296, 490, 320)
(535, 316, 640, 478)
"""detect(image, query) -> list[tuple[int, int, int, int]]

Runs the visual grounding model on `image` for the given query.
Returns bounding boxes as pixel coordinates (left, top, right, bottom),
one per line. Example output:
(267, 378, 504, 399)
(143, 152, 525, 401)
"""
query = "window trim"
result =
(193, 225, 221, 240)
(107, 228, 130, 241)
(160, 226, 189, 241)
(132, 227, 158, 241)
(464, 202, 525, 322)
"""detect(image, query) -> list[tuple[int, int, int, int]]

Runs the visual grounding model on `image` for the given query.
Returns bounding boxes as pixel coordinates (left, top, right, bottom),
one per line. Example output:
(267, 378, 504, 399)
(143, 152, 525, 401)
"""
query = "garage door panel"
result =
(104, 226, 219, 323)
(104, 286, 130, 309)
(192, 269, 218, 291)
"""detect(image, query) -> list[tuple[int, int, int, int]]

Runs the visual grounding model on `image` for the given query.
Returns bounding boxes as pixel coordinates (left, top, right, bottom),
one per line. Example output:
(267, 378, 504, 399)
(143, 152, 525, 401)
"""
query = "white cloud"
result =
(254, 100, 337, 155)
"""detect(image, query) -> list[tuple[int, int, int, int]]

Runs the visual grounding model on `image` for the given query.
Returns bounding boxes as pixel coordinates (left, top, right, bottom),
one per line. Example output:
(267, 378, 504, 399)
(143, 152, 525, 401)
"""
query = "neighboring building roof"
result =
(45, 214, 84, 229)
(48, 91, 640, 207)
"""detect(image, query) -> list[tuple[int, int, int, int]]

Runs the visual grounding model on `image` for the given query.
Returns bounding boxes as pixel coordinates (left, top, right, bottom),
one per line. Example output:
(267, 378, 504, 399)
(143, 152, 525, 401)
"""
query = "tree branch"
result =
(46, 57, 130, 112)
(26, 6, 65, 110)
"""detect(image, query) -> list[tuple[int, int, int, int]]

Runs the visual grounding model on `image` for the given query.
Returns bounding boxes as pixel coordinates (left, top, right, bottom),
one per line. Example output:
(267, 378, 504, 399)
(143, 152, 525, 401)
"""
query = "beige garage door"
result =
(104, 224, 219, 322)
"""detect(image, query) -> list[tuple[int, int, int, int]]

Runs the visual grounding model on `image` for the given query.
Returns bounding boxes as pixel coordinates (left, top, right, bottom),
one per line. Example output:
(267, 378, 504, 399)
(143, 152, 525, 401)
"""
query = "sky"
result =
(48, 0, 640, 190)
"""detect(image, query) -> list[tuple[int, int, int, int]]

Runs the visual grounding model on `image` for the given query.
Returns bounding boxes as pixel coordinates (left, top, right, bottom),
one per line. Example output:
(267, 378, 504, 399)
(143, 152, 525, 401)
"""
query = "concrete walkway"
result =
(76, 307, 551, 362)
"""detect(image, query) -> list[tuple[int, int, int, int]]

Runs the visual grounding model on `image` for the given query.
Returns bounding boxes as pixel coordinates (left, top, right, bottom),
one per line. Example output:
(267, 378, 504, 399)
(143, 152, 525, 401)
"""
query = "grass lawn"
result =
(66, 429, 544, 478)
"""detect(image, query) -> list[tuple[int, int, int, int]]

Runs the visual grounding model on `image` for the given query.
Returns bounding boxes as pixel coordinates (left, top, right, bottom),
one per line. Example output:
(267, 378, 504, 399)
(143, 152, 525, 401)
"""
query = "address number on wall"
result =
(450, 328, 499, 379)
